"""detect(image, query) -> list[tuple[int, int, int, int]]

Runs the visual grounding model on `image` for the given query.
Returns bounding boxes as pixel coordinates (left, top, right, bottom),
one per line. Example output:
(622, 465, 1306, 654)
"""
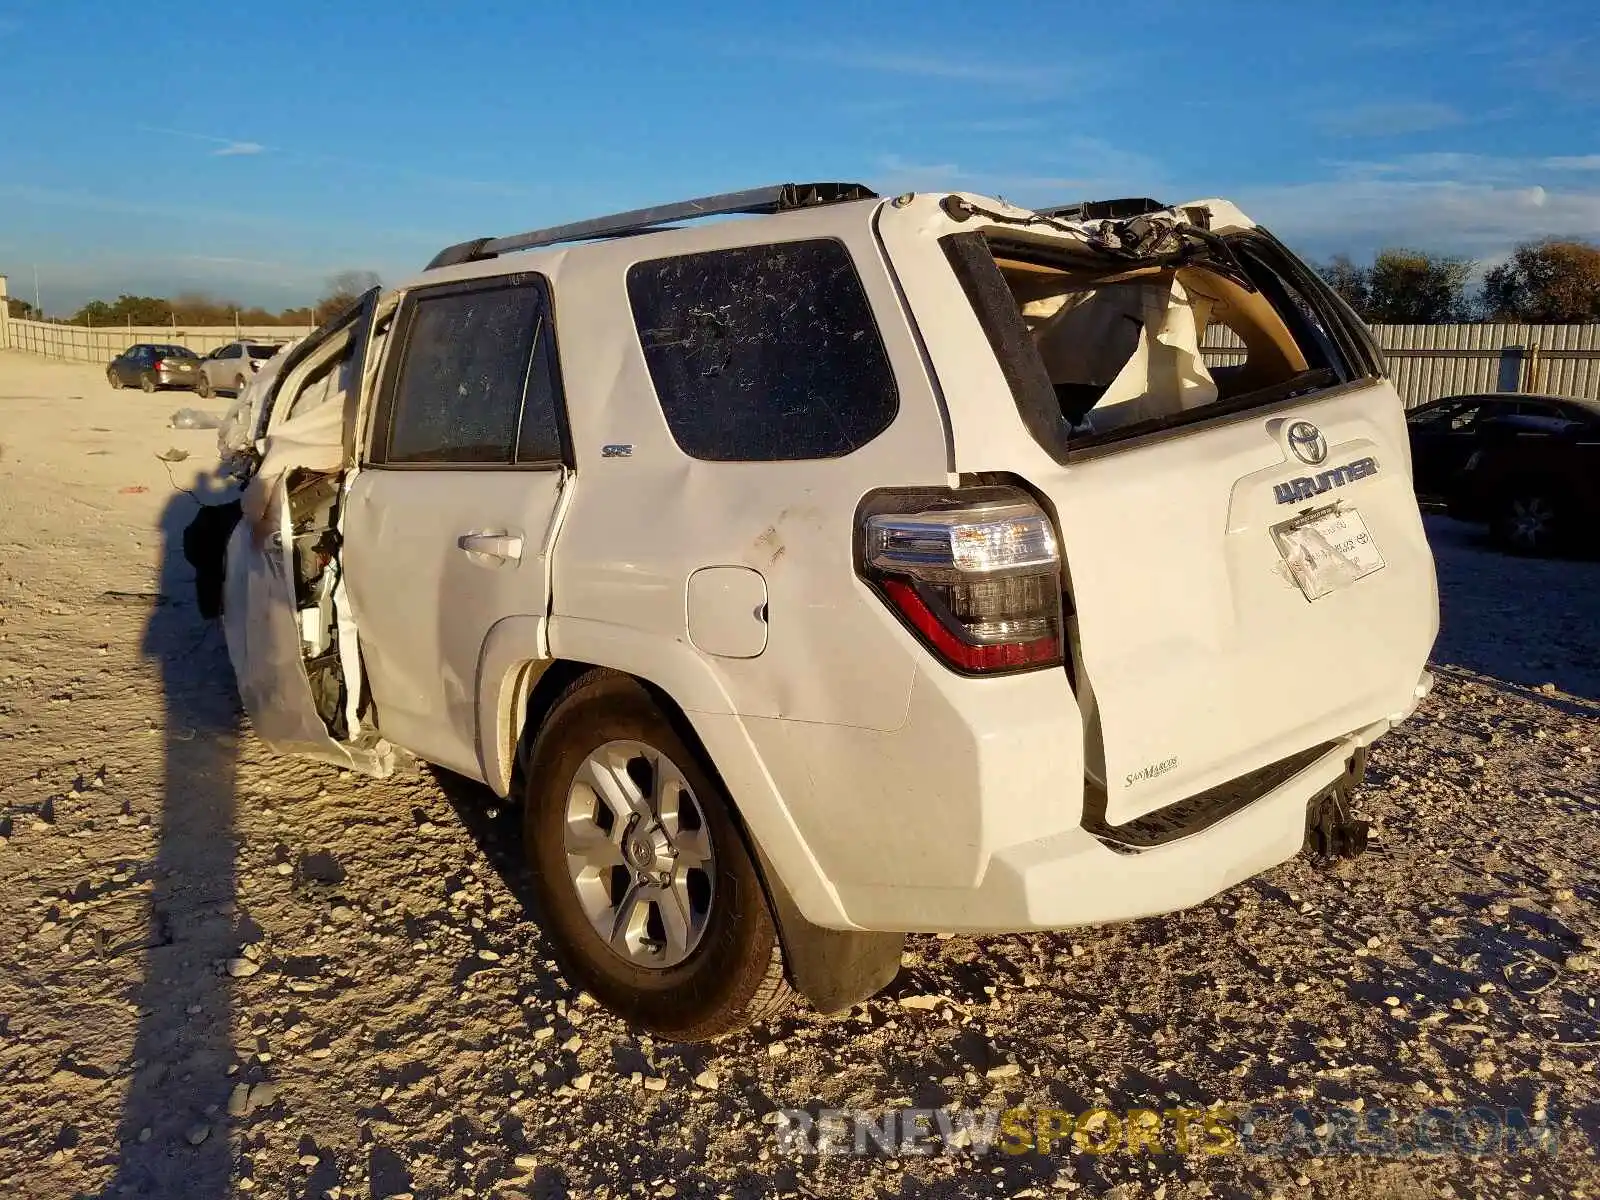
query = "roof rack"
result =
(1036, 197, 1169, 222)
(425, 181, 879, 270)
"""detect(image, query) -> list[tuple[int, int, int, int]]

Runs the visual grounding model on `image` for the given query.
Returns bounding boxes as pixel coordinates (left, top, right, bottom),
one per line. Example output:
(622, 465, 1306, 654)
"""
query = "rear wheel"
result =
(107, 369, 123, 390)
(140, 373, 157, 394)
(523, 671, 792, 1041)
(1492, 490, 1562, 555)
(195, 372, 212, 399)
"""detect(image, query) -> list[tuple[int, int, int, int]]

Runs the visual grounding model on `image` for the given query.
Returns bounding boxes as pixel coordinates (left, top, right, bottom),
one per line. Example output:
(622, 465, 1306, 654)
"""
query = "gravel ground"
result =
(1, 351, 1597, 1200)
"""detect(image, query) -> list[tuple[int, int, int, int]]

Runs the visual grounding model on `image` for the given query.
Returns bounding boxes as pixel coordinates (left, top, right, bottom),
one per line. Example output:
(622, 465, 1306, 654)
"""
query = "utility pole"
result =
(33, 264, 41, 318)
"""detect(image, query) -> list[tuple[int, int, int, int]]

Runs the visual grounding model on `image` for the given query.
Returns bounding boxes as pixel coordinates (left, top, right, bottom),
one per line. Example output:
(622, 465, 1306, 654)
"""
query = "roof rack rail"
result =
(425, 181, 879, 270)
(1036, 197, 1169, 222)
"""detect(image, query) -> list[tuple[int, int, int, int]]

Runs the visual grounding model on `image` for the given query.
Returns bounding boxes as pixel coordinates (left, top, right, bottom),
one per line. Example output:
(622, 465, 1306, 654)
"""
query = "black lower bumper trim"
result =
(1084, 741, 1340, 854)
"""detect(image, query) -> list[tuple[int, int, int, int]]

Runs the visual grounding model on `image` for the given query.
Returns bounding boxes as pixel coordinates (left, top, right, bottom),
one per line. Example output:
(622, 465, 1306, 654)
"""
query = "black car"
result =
(106, 344, 201, 392)
(1412, 394, 1600, 554)
(1404, 392, 1596, 503)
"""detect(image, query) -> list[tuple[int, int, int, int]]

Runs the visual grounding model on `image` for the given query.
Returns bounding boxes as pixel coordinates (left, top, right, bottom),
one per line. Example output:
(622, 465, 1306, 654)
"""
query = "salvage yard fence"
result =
(1202, 323, 1600, 408)
(2, 295, 1597, 410)
(0, 315, 315, 362)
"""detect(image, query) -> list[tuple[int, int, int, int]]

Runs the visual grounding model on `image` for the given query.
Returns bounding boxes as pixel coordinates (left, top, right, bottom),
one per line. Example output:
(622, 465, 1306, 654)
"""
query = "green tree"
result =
(5, 297, 40, 320)
(1364, 250, 1472, 324)
(71, 294, 173, 326)
(1481, 239, 1600, 323)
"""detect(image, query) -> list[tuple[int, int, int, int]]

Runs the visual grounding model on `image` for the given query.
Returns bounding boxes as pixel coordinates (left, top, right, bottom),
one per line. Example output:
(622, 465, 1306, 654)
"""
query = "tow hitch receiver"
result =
(1304, 748, 1371, 863)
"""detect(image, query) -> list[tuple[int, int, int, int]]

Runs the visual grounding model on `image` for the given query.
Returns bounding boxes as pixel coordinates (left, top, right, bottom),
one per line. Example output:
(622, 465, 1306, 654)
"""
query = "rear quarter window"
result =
(626, 238, 898, 461)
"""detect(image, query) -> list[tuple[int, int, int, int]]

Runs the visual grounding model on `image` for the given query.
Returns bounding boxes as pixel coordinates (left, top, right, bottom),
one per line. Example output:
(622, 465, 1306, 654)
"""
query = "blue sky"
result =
(1, 0, 1597, 314)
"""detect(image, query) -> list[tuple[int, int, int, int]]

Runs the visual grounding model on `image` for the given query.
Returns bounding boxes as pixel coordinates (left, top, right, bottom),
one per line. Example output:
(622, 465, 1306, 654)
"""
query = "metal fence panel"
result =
(2, 319, 314, 363)
(1200, 323, 1600, 408)
(5, 312, 1597, 406)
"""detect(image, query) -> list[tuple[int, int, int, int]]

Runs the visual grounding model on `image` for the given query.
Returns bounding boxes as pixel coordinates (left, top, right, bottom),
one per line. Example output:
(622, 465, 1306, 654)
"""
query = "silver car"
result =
(194, 340, 286, 398)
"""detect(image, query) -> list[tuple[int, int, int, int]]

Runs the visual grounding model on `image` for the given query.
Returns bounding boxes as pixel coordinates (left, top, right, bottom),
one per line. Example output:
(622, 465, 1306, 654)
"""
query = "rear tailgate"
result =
(876, 194, 1439, 825)
(1035, 382, 1435, 821)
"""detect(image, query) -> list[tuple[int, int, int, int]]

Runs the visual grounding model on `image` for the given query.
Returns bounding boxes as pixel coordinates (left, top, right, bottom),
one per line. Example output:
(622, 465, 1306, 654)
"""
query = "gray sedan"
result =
(106, 344, 201, 392)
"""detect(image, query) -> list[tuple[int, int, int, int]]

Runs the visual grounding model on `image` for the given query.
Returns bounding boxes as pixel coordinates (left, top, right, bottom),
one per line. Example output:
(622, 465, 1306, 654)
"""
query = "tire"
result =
(107, 369, 123, 390)
(523, 671, 792, 1041)
(195, 372, 212, 399)
(1491, 490, 1562, 556)
(140, 373, 157, 394)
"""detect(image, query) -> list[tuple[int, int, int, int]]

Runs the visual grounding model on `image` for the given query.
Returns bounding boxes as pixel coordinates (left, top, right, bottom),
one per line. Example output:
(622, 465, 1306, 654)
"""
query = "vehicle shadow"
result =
(1425, 516, 1600, 703)
(101, 477, 243, 1199)
(425, 765, 570, 1004)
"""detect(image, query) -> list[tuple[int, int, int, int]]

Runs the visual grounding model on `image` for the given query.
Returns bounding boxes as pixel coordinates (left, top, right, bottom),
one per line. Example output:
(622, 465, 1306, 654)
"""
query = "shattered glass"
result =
(386, 282, 543, 464)
(628, 239, 898, 461)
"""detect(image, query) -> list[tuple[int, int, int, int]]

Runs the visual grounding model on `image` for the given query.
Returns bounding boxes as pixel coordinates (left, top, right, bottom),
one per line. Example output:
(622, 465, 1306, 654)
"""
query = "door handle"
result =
(457, 531, 524, 563)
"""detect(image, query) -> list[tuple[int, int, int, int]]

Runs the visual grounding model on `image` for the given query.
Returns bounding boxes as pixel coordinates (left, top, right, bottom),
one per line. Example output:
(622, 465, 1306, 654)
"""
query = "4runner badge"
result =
(1274, 456, 1380, 505)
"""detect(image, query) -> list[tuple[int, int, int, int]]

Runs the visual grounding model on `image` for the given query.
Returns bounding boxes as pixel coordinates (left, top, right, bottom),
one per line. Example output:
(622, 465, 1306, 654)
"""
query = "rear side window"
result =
(378, 276, 548, 465)
(627, 238, 898, 461)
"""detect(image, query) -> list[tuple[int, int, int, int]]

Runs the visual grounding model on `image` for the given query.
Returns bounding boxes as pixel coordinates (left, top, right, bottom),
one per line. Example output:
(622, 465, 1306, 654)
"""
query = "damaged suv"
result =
(206, 183, 1439, 1040)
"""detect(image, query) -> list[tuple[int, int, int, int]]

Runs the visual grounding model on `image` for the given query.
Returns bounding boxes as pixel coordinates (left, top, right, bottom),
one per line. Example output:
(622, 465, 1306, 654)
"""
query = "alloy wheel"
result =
(562, 739, 716, 969)
(1507, 495, 1555, 551)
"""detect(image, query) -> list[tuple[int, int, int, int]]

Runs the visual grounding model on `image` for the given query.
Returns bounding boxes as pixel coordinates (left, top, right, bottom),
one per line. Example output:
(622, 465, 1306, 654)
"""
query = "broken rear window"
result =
(943, 226, 1377, 458)
(627, 238, 898, 462)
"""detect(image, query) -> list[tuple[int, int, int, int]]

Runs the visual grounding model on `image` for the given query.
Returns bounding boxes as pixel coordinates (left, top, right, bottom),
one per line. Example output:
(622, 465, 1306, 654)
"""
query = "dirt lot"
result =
(1, 350, 1597, 1200)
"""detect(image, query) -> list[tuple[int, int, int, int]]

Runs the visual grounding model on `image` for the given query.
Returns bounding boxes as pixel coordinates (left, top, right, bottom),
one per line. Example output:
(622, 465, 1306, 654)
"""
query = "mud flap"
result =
(750, 841, 904, 1014)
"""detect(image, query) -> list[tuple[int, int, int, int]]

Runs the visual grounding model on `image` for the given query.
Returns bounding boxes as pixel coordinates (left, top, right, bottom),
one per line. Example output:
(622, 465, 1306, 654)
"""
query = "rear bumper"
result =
(824, 670, 1432, 934)
(157, 369, 198, 389)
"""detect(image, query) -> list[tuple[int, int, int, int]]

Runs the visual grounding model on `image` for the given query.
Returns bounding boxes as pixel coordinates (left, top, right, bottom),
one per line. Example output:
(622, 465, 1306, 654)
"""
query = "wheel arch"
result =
(483, 620, 902, 1013)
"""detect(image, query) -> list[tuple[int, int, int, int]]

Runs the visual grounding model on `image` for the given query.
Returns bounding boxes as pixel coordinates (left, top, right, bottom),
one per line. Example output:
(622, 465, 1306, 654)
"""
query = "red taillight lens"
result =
(860, 487, 1064, 675)
(155, 359, 168, 371)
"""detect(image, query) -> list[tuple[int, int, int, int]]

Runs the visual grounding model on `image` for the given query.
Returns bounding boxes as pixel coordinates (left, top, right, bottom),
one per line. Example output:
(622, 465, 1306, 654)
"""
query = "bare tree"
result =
(1316, 254, 1372, 319)
(316, 270, 382, 322)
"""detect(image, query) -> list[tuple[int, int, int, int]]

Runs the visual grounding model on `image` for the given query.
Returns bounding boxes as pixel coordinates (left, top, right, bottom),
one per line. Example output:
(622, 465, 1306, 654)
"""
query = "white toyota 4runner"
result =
(207, 183, 1439, 1040)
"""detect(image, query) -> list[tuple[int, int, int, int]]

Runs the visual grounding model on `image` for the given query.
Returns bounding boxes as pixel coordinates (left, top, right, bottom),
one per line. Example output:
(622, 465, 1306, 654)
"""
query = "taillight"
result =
(859, 486, 1064, 675)
(154, 358, 169, 371)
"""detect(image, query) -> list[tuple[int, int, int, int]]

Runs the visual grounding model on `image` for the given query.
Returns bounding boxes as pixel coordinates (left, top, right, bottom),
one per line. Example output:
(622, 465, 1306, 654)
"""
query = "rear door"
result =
(891, 209, 1438, 825)
(341, 272, 570, 781)
(222, 292, 387, 772)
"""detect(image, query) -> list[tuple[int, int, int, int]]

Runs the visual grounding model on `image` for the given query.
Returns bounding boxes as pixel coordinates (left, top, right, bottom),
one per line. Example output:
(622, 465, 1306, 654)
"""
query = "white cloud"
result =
(876, 137, 1166, 206)
(722, 40, 1092, 98)
(1318, 101, 1465, 138)
(212, 141, 265, 157)
(873, 139, 1600, 264)
(1232, 178, 1600, 261)
(1514, 37, 1600, 104)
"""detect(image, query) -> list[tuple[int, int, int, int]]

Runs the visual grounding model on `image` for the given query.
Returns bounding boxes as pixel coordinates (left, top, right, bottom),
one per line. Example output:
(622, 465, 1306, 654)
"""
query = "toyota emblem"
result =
(1286, 421, 1328, 465)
